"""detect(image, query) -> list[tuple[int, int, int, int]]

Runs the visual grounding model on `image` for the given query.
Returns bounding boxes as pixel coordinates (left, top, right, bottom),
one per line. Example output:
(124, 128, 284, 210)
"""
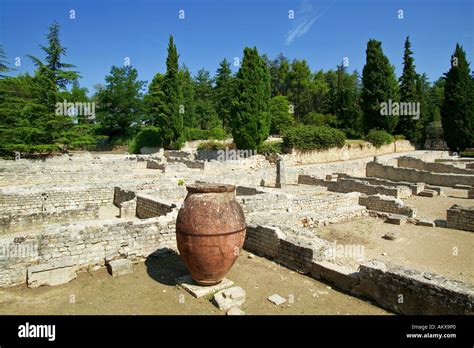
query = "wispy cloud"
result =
(285, 1, 333, 46)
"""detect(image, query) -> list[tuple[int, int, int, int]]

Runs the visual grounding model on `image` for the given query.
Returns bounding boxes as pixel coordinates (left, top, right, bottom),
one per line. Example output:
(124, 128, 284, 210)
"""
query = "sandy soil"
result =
(0, 250, 389, 315)
(317, 191, 474, 284)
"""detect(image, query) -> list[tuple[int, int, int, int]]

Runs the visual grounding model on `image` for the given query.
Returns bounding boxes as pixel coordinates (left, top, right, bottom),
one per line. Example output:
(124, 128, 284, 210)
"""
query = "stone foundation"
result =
(446, 205, 474, 232)
(358, 195, 416, 217)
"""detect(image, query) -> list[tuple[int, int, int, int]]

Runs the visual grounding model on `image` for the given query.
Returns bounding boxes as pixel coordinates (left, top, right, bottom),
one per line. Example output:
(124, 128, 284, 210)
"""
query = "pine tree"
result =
(214, 58, 234, 130)
(287, 59, 313, 121)
(95, 66, 145, 137)
(194, 68, 219, 129)
(361, 39, 399, 133)
(157, 35, 185, 149)
(144, 72, 165, 126)
(396, 36, 419, 139)
(28, 22, 79, 89)
(179, 65, 196, 128)
(230, 47, 271, 149)
(441, 44, 474, 151)
(0, 45, 13, 77)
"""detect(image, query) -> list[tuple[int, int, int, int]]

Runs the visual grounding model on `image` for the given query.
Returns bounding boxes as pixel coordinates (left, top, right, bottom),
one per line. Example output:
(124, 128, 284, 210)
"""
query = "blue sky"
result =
(1, 0, 472, 94)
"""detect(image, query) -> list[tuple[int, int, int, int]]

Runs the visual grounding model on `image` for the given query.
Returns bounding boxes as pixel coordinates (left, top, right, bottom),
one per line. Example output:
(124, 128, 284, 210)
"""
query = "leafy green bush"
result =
(365, 129, 393, 148)
(460, 151, 474, 158)
(128, 126, 162, 154)
(257, 141, 283, 155)
(282, 125, 346, 151)
(186, 128, 209, 141)
(393, 134, 406, 141)
(209, 127, 226, 140)
(197, 141, 226, 151)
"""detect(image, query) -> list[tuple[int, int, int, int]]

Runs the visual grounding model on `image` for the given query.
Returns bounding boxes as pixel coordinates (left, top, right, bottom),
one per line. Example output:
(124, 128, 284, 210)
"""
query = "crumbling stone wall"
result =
(358, 194, 416, 217)
(366, 162, 474, 187)
(0, 213, 177, 287)
(357, 260, 473, 315)
(446, 205, 474, 232)
(0, 185, 113, 215)
(136, 195, 176, 219)
(398, 156, 474, 175)
(0, 205, 99, 234)
(243, 224, 284, 259)
(298, 175, 411, 198)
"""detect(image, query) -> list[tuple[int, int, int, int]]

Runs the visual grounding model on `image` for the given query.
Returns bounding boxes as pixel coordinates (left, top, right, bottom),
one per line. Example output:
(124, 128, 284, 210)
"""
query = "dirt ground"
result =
(317, 191, 474, 284)
(0, 250, 389, 315)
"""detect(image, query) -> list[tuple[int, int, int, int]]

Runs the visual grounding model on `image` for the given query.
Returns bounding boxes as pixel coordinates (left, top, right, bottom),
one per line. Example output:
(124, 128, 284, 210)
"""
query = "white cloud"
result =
(285, 1, 332, 46)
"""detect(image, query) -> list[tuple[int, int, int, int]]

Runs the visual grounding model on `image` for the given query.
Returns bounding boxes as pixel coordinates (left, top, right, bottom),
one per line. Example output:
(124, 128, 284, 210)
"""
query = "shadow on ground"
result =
(145, 248, 189, 286)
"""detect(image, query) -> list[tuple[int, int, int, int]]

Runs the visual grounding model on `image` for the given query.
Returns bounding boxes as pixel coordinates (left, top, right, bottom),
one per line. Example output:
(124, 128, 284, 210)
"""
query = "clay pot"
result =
(176, 183, 246, 285)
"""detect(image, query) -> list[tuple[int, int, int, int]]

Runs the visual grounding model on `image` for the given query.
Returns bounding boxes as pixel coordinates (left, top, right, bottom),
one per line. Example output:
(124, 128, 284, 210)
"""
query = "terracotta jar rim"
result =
(186, 183, 236, 193)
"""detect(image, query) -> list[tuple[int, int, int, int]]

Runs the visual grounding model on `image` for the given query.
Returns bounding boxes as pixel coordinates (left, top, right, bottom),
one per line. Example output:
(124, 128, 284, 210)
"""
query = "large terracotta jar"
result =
(176, 183, 246, 285)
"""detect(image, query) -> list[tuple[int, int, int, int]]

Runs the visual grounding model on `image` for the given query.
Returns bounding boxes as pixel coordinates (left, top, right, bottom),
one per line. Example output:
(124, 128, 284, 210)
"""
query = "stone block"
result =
(267, 294, 286, 306)
(107, 259, 133, 277)
(417, 219, 435, 227)
(177, 275, 234, 298)
(385, 214, 407, 225)
(310, 261, 359, 292)
(213, 286, 246, 310)
(27, 260, 78, 288)
(418, 190, 435, 197)
(227, 307, 245, 315)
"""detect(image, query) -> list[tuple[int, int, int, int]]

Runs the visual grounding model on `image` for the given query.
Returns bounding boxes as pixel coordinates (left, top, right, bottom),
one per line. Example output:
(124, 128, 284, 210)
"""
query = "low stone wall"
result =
(366, 162, 474, 187)
(469, 189, 474, 199)
(113, 187, 136, 207)
(359, 195, 416, 217)
(283, 140, 415, 166)
(0, 205, 100, 234)
(339, 174, 424, 195)
(357, 260, 473, 315)
(398, 156, 474, 175)
(298, 175, 411, 198)
(0, 213, 177, 287)
(146, 160, 166, 172)
(446, 205, 474, 232)
(243, 223, 473, 314)
(136, 195, 176, 219)
(0, 185, 113, 215)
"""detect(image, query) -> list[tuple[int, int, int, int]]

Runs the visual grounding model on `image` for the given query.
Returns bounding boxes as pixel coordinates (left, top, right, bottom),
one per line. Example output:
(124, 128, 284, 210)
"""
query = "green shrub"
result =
(365, 129, 393, 148)
(393, 134, 406, 141)
(257, 141, 283, 155)
(209, 127, 226, 140)
(460, 151, 474, 158)
(282, 125, 346, 151)
(128, 126, 162, 154)
(186, 128, 209, 141)
(197, 141, 226, 151)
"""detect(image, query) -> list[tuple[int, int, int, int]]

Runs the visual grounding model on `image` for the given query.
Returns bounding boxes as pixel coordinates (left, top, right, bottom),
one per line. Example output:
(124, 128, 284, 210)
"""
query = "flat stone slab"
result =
(417, 219, 435, 227)
(385, 214, 407, 225)
(107, 259, 133, 277)
(213, 286, 246, 310)
(267, 294, 287, 306)
(27, 260, 78, 288)
(177, 275, 234, 298)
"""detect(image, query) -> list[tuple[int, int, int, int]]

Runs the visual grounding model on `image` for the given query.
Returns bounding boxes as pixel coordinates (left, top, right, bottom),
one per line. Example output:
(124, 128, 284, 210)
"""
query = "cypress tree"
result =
(230, 47, 271, 149)
(179, 65, 196, 128)
(158, 35, 185, 149)
(214, 58, 234, 130)
(361, 39, 399, 133)
(441, 44, 474, 151)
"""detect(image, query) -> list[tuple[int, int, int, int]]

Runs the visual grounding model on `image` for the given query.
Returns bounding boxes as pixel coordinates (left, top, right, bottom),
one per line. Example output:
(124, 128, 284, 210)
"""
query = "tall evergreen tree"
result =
(28, 22, 79, 89)
(396, 36, 419, 139)
(95, 65, 145, 137)
(287, 59, 313, 121)
(230, 47, 271, 149)
(361, 39, 399, 133)
(144, 72, 165, 125)
(214, 58, 234, 130)
(158, 35, 185, 149)
(179, 65, 196, 128)
(194, 68, 219, 129)
(441, 44, 474, 151)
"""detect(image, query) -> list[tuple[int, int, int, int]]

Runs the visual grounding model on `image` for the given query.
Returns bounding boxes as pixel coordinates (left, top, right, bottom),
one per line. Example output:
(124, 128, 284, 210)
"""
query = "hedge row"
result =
(282, 125, 346, 151)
